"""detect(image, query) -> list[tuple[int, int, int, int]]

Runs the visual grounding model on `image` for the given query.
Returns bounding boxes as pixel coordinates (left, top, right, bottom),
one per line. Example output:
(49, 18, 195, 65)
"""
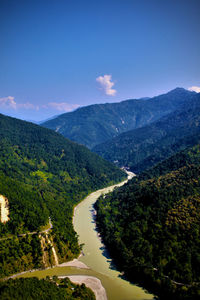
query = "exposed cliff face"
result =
(39, 233, 59, 268)
(0, 195, 9, 223)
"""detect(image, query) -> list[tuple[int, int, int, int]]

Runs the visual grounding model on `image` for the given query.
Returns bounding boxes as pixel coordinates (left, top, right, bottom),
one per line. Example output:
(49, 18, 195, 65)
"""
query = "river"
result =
(19, 173, 154, 300)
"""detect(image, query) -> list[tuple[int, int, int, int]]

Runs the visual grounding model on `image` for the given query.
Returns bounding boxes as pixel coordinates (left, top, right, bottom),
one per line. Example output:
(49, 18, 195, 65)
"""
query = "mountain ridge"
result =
(42, 88, 195, 149)
(93, 91, 200, 172)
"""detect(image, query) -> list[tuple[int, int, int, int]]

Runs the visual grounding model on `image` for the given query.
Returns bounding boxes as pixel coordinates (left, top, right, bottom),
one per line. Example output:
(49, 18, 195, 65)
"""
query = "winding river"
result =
(73, 172, 153, 300)
(19, 173, 154, 300)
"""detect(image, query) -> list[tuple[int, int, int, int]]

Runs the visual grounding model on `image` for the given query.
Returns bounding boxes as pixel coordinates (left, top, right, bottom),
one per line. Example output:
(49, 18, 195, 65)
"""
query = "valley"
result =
(0, 88, 200, 299)
(1, 0, 200, 298)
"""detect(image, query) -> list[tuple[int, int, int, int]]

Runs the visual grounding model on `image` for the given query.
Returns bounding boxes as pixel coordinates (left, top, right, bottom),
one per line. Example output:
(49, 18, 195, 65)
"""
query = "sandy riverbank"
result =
(58, 258, 89, 269)
(59, 275, 107, 300)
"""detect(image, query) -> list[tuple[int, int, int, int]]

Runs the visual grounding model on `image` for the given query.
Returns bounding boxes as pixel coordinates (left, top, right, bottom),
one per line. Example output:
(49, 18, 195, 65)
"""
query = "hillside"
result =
(0, 113, 125, 278)
(93, 92, 200, 173)
(95, 144, 200, 299)
(42, 88, 194, 149)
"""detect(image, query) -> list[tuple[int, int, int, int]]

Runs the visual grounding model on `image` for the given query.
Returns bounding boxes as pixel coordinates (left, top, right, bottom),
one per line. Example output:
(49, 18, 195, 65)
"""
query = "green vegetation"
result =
(0, 113, 125, 277)
(42, 88, 193, 148)
(0, 277, 95, 299)
(93, 92, 200, 173)
(95, 144, 200, 299)
(0, 235, 42, 277)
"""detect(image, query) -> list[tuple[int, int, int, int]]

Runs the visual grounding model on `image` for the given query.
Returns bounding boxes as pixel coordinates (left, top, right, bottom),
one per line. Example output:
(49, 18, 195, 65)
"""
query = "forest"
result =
(0, 277, 95, 299)
(95, 143, 200, 299)
(0, 113, 125, 277)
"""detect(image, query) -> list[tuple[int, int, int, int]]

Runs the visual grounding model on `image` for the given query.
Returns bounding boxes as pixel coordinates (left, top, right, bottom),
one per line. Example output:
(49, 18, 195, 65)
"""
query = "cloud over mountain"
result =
(0, 96, 79, 112)
(0, 96, 17, 109)
(188, 86, 200, 93)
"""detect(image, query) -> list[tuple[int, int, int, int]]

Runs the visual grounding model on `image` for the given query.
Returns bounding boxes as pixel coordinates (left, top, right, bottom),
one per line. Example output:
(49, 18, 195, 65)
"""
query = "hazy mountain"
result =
(0, 113, 125, 278)
(95, 143, 200, 299)
(93, 92, 200, 173)
(42, 88, 194, 149)
(37, 114, 60, 125)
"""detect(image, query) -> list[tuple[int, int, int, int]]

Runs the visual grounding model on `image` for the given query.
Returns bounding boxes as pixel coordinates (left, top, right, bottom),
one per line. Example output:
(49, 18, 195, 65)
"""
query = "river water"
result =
(20, 173, 154, 300)
(73, 173, 153, 300)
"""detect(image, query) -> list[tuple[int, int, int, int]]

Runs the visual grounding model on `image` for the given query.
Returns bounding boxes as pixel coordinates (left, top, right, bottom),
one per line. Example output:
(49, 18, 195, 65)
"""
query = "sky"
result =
(0, 0, 200, 121)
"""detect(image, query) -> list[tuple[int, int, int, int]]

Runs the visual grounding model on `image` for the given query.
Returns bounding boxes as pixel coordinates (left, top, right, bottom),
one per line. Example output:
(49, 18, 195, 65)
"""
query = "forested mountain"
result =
(42, 88, 194, 149)
(93, 92, 200, 173)
(95, 144, 200, 299)
(0, 113, 125, 277)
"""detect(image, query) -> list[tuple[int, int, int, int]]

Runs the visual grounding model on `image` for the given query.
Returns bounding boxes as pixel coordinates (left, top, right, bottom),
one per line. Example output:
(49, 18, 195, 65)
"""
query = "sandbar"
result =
(59, 275, 107, 300)
(58, 258, 89, 269)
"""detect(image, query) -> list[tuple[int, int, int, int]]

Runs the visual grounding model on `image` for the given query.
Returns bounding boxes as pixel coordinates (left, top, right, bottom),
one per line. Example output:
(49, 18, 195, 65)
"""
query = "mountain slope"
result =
(95, 144, 200, 299)
(42, 88, 194, 148)
(93, 92, 200, 172)
(0, 113, 125, 277)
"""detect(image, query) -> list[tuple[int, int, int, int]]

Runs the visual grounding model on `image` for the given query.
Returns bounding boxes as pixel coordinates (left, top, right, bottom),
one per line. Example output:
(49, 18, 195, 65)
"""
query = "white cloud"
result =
(18, 102, 39, 110)
(188, 86, 200, 93)
(0, 96, 17, 109)
(0, 96, 80, 113)
(0, 97, 39, 110)
(47, 102, 80, 112)
(96, 74, 116, 96)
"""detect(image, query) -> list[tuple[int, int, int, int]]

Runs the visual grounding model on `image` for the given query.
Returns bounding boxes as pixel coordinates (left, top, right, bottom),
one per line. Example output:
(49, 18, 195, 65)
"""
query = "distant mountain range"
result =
(42, 88, 194, 149)
(93, 91, 200, 172)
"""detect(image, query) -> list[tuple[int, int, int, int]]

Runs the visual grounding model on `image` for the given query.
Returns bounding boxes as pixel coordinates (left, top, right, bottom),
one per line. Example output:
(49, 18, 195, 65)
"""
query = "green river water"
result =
(19, 174, 154, 300)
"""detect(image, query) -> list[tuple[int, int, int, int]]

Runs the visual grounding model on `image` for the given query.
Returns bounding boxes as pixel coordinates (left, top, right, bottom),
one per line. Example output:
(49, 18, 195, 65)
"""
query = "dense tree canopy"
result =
(0, 277, 95, 300)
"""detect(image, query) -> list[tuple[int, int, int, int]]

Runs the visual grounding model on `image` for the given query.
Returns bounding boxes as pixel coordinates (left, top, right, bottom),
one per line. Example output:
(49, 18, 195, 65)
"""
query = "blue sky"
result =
(0, 0, 200, 121)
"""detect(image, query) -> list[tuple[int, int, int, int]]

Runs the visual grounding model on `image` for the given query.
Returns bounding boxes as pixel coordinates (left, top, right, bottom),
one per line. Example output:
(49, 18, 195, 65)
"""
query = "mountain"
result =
(42, 88, 194, 149)
(0, 113, 125, 278)
(93, 92, 200, 173)
(95, 144, 200, 299)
